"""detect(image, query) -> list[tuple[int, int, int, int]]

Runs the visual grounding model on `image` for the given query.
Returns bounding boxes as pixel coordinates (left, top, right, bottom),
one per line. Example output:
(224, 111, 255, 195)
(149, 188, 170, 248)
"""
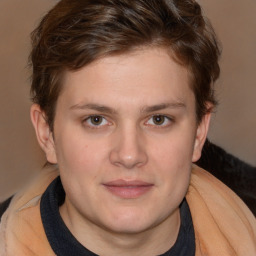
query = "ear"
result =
(30, 104, 57, 164)
(192, 110, 212, 162)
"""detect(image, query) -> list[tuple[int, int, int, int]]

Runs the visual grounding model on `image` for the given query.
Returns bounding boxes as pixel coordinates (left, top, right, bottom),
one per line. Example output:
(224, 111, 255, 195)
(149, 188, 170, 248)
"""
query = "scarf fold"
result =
(186, 166, 256, 256)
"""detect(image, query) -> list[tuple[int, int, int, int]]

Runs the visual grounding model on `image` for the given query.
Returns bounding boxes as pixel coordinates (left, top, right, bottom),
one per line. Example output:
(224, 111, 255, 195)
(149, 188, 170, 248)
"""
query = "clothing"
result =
(40, 176, 195, 256)
(196, 139, 256, 216)
(186, 167, 256, 255)
(0, 197, 13, 219)
(0, 165, 255, 256)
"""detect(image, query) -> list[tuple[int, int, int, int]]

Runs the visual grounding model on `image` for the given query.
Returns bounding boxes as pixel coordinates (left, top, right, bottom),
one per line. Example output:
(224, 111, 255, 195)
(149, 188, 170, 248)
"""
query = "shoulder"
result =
(187, 166, 256, 255)
(189, 165, 255, 222)
(196, 139, 256, 215)
(0, 166, 59, 223)
(0, 167, 59, 256)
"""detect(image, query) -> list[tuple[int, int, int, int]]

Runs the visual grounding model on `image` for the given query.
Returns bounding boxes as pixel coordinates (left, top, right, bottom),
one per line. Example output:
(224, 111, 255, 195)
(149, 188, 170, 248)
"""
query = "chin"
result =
(102, 207, 163, 235)
(101, 211, 144, 232)
(107, 222, 152, 235)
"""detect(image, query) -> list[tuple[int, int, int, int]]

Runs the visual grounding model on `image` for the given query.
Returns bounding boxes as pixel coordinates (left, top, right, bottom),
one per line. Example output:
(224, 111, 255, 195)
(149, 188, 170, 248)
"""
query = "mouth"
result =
(102, 180, 154, 199)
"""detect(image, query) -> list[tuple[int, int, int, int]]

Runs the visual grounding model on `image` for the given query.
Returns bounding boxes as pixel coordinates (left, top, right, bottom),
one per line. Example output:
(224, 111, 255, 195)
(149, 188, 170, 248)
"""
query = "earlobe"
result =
(192, 111, 212, 162)
(30, 104, 57, 164)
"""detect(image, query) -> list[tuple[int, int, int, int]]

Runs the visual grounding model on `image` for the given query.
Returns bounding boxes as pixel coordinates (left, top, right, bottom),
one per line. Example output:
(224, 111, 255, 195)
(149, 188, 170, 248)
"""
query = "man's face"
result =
(38, 47, 209, 236)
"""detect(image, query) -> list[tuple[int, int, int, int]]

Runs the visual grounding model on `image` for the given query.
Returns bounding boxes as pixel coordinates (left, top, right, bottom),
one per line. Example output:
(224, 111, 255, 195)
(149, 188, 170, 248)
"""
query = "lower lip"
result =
(104, 185, 153, 199)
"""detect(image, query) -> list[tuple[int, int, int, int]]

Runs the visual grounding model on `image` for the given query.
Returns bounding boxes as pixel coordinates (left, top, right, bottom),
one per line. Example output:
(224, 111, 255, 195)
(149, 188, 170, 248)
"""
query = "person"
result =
(0, 0, 255, 255)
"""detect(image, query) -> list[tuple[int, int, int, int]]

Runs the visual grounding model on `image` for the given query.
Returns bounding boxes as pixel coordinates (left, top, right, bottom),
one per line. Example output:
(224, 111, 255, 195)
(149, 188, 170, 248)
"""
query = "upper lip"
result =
(103, 179, 153, 187)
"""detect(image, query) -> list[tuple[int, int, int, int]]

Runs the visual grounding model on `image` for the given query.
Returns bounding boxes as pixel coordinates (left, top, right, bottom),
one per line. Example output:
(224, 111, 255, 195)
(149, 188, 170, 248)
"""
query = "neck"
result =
(60, 203, 180, 256)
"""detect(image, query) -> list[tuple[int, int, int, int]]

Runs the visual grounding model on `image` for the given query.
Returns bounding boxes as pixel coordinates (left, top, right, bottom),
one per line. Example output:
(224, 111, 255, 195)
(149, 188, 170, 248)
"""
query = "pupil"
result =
(153, 115, 164, 125)
(92, 116, 102, 125)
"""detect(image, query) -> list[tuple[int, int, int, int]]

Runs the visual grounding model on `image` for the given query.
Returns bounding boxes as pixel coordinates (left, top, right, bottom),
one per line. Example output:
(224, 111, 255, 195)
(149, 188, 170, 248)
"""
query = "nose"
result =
(109, 126, 148, 169)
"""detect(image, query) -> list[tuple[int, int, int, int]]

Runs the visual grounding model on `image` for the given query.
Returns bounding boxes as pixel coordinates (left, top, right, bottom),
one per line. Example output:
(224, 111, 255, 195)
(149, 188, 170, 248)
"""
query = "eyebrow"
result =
(70, 102, 186, 114)
(70, 103, 117, 114)
(141, 102, 186, 113)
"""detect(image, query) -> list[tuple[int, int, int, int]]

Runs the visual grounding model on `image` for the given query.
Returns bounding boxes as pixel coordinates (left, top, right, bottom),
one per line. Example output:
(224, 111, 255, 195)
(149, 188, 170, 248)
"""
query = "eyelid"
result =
(83, 115, 112, 128)
(144, 114, 174, 127)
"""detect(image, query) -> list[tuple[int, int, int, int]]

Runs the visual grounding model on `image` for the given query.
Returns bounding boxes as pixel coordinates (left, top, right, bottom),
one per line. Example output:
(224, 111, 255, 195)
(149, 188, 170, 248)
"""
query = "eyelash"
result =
(83, 115, 111, 129)
(83, 114, 174, 129)
(145, 115, 173, 127)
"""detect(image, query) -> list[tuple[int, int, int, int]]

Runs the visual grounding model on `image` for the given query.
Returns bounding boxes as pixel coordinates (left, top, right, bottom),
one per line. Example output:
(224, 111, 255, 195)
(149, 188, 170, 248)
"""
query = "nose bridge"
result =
(109, 122, 147, 169)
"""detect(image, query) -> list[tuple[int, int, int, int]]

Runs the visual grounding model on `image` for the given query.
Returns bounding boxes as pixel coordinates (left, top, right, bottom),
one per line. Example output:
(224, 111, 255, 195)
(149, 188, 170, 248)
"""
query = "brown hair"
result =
(30, 0, 221, 130)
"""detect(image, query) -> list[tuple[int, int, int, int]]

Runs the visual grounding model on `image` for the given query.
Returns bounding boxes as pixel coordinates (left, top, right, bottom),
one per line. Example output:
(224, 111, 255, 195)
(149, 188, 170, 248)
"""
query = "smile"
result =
(103, 180, 154, 199)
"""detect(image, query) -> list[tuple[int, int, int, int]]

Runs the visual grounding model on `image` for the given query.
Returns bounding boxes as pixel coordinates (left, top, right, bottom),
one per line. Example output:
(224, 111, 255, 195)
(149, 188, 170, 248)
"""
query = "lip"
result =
(103, 179, 154, 199)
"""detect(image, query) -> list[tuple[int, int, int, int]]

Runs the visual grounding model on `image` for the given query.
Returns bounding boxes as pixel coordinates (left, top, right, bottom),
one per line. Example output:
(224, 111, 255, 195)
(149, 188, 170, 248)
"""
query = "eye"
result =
(146, 115, 172, 127)
(84, 115, 109, 128)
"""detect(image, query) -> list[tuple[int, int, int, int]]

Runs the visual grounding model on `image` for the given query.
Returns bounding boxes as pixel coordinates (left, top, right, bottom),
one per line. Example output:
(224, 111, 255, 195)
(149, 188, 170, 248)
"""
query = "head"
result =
(30, 0, 220, 131)
(30, 0, 220, 253)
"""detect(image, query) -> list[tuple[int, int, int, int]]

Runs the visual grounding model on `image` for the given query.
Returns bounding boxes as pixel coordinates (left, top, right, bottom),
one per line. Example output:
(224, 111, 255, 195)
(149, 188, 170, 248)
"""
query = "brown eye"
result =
(152, 115, 165, 125)
(146, 115, 172, 127)
(90, 116, 103, 125)
(83, 115, 111, 129)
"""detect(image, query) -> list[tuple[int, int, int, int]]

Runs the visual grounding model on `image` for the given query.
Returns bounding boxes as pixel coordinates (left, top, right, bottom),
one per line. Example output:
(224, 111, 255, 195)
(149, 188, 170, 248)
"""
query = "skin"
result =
(31, 47, 211, 256)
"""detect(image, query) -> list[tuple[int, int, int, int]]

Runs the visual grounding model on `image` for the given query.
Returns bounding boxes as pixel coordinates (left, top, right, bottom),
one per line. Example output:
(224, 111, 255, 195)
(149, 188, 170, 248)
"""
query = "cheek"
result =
(150, 131, 195, 167)
(55, 136, 106, 205)
(54, 131, 107, 176)
(149, 131, 194, 192)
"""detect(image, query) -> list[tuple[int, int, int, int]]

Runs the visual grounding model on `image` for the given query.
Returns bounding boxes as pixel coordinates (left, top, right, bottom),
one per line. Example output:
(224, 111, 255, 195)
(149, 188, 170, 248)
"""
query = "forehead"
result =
(59, 47, 194, 111)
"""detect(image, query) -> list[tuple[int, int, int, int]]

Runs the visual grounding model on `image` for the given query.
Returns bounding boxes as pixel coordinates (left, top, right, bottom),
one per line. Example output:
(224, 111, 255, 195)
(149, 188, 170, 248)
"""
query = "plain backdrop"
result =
(0, 0, 255, 200)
